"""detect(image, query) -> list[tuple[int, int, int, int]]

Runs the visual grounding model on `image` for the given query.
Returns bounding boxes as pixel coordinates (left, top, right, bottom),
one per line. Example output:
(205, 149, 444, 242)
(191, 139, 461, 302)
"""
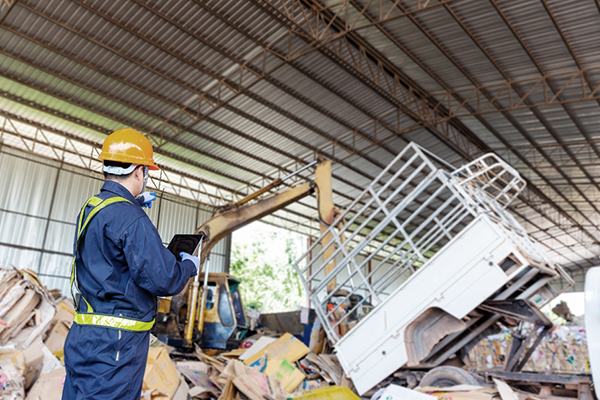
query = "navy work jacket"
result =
(74, 180, 196, 322)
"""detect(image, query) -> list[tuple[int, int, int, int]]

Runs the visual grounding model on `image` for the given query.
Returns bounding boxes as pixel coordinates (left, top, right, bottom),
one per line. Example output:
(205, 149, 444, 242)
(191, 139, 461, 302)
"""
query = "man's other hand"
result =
(180, 252, 200, 275)
(138, 192, 157, 208)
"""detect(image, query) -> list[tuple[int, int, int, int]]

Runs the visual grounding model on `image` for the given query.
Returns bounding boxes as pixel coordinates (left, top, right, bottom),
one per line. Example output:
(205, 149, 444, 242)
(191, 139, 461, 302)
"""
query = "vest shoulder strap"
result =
(71, 195, 132, 311)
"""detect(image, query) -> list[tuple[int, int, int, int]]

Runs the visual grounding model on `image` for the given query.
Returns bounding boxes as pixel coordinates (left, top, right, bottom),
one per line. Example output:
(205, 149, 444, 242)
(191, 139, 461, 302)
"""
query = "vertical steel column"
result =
(37, 162, 62, 273)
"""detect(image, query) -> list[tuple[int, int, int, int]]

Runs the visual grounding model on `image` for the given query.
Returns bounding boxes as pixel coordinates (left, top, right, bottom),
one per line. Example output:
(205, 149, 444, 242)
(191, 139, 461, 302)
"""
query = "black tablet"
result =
(167, 234, 204, 261)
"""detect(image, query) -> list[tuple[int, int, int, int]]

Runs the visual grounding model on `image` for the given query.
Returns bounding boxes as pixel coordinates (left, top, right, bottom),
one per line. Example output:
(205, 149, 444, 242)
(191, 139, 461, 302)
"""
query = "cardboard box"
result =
(244, 333, 309, 366)
(264, 358, 305, 393)
(44, 322, 70, 355)
(25, 367, 66, 400)
(229, 360, 287, 400)
(143, 347, 180, 400)
(44, 306, 73, 349)
(172, 378, 189, 400)
(56, 299, 75, 317)
(0, 288, 40, 341)
(22, 341, 44, 389)
(0, 349, 26, 397)
(243, 333, 310, 393)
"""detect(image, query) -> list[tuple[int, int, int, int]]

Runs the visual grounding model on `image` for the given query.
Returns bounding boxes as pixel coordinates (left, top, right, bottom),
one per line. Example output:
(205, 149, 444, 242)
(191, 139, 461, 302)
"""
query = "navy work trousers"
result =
(62, 324, 150, 400)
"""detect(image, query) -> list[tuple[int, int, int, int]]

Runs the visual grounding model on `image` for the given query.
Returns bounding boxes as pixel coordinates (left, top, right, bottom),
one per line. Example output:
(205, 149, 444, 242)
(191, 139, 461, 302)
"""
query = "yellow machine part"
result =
(157, 297, 171, 314)
(195, 273, 238, 327)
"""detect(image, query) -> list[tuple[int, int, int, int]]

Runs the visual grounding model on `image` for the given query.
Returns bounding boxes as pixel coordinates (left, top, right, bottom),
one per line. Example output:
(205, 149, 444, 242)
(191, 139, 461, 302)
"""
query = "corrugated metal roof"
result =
(1, 0, 600, 270)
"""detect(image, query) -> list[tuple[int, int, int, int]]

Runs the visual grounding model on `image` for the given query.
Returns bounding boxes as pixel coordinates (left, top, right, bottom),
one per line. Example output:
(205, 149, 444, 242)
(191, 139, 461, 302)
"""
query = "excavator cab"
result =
(199, 273, 248, 350)
(155, 273, 248, 350)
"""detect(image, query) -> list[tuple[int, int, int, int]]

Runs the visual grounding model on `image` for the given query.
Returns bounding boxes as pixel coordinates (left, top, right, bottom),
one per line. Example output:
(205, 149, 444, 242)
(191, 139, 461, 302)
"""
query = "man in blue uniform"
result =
(62, 129, 199, 400)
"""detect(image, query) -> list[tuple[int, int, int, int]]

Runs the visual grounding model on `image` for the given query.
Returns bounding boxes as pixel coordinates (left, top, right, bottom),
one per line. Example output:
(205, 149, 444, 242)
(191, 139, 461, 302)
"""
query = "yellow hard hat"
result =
(99, 129, 159, 170)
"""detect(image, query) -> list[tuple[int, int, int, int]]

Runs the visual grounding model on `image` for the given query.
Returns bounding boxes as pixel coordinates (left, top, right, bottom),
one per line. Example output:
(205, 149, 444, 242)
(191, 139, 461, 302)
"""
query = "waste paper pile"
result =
(0, 267, 73, 400)
(467, 324, 589, 374)
(1, 265, 592, 400)
(0, 267, 360, 400)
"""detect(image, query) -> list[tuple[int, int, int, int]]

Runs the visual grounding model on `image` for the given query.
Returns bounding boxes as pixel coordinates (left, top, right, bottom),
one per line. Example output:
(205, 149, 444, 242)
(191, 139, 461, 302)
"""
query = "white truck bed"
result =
(294, 143, 572, 395)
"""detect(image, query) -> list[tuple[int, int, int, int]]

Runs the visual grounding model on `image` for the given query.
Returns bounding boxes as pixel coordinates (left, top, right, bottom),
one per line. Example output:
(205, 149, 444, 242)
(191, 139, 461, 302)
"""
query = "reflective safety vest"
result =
(70, 195, 155, 332)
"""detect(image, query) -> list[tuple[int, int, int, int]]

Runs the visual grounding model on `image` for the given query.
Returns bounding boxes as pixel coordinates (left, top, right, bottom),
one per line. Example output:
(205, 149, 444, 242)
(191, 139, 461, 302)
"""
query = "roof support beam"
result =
(423, 67, 600, 119)
(11, 2, 392, 194)
(8, 0, 464, 237)
(0, 0, 17, 24)
(262, 0, 600, 255)
(439, 0, 600, 239)
(258, 0, 458, 51)
(0, 110, 322, 236)
(343, 0, 600, 249)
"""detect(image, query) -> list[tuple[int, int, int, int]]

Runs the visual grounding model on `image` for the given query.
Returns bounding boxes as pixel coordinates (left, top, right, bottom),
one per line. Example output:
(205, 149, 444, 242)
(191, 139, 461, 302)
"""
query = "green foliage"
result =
(230, 223, 306, 313)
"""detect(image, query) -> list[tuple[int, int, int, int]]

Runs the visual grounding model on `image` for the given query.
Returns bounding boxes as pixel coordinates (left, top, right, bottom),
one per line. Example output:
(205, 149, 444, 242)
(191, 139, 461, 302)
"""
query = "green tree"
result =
(230, 223, 306, 313)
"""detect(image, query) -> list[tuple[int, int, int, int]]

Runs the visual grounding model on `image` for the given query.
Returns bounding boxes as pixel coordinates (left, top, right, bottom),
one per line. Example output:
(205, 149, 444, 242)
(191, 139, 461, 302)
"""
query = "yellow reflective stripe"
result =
(73, 313, 155, 332)
(82, 297, 94, 313)
(77, 197, 95, 236)
(88, 196, 102, 207)
(78, 197, 131, 241)
(70, 257, 77, 308)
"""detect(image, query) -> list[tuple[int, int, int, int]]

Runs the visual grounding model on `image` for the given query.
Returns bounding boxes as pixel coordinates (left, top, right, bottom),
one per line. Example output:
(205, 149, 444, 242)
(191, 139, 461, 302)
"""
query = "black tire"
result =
(419, 366, 480, 388)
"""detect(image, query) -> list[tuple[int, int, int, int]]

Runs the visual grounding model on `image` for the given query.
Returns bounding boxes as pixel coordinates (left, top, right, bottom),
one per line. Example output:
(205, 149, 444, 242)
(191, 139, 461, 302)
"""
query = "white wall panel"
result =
(0, 152, 57, 217)
(0, 246, 40, 271)
(157, 199, 198, 243)
(50, 169, 103, 222)
(0, 210, 47, 247)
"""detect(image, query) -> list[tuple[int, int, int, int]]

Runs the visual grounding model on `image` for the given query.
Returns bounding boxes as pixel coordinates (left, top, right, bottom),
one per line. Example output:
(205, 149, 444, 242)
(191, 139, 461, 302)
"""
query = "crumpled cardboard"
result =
(467, 324, 589, 374)
(0, 281, 26, 318)
(0, 289, 41, 343)
(143, 347, 180, 400)
(0, 349, 26, 399)
(22, 342, 44, 389)
(228, 360, 288, 400)
(24, 367, 66, 400)
(175, 361, 220, 398)
(303, 353, 342, 385)
(244, 333, 309, 393)
(0, 268, 57, 351)
(244, 333, 308, 366)
(43, 307, 73, 356)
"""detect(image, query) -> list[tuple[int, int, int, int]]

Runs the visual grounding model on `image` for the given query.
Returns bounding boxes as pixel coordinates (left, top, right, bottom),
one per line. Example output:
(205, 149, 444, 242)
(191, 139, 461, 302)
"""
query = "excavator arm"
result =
(167, 157, 340, 348)
(194, 181, 315, 267)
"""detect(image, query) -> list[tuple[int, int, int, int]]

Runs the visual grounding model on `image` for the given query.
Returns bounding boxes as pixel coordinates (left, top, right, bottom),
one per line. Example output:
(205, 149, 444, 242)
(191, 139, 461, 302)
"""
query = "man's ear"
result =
(135, 165, 144, 181)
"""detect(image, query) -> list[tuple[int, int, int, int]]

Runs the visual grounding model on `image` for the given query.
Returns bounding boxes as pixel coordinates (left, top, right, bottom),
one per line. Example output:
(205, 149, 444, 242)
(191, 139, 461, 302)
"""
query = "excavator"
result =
(154, 157, 342, 350)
